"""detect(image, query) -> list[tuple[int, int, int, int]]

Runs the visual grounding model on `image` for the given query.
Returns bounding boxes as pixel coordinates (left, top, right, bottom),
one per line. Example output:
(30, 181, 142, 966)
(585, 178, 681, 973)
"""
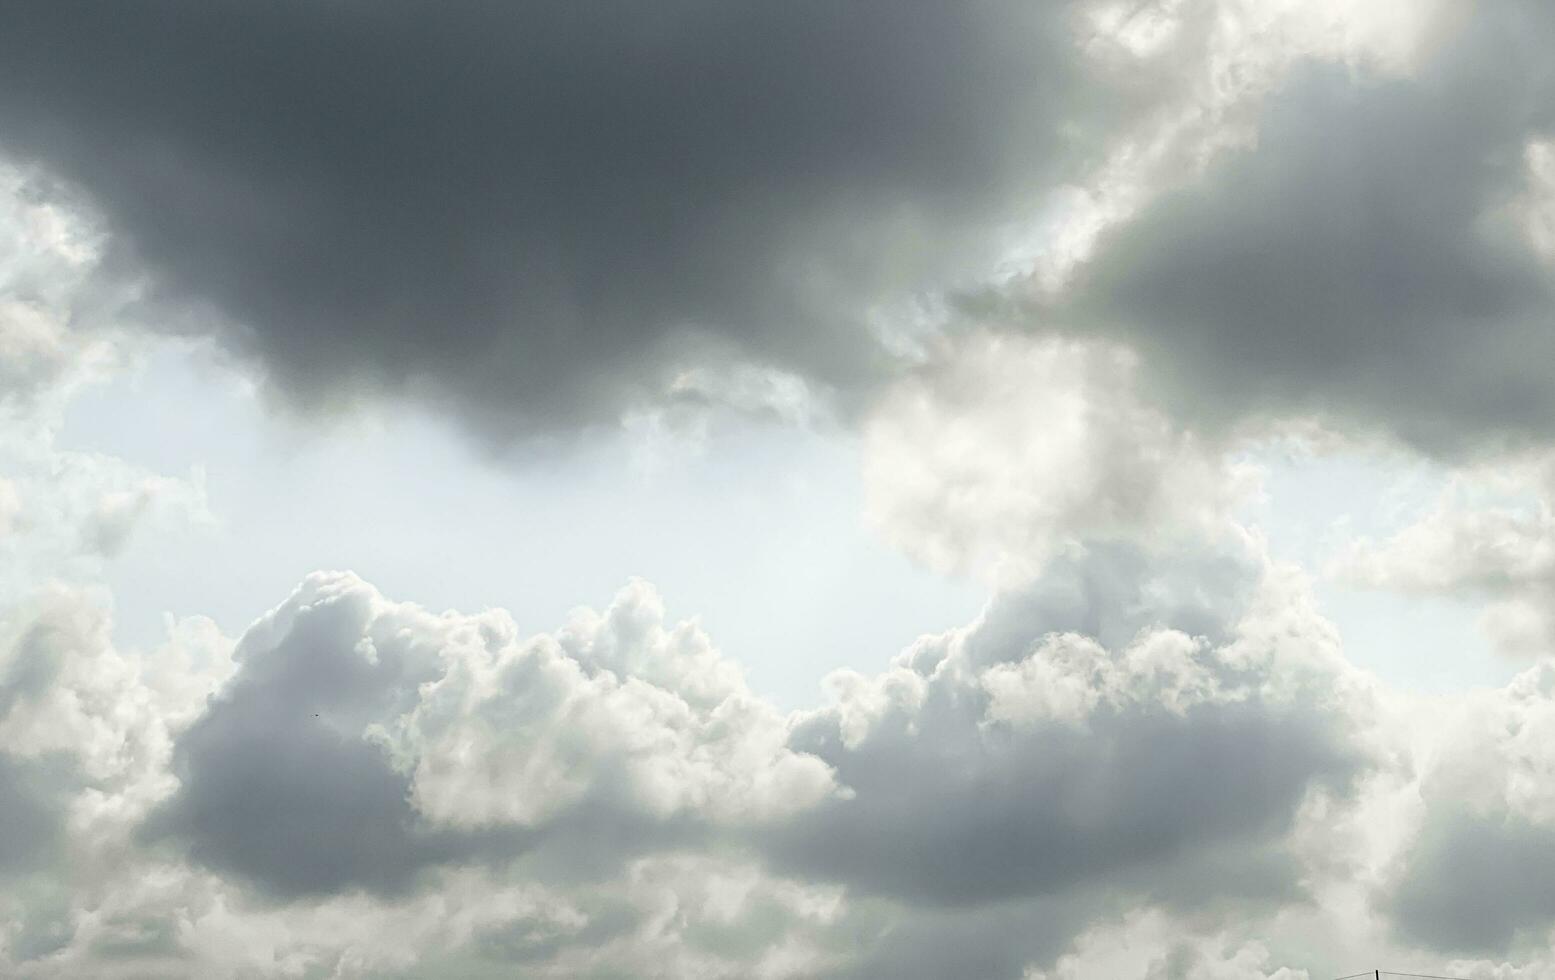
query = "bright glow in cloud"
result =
(863, 332, 1255, 586)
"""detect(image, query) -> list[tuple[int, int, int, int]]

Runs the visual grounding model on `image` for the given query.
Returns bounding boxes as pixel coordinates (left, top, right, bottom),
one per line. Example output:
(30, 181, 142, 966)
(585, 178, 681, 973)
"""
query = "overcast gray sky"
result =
(4, 1, 1555, 977)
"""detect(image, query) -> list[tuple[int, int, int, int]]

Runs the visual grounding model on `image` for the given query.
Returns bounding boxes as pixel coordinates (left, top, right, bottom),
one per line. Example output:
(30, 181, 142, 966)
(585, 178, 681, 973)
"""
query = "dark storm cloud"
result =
(0, 0, 1116, 434)
(1044, 1, 1555, 455)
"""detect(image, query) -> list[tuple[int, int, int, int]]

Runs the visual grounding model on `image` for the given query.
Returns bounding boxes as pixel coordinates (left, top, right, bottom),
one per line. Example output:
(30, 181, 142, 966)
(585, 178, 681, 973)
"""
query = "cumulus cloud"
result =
(0, 582, 234, 971)
(0, 300, 1382, 975)
(0, 0, 1158, 436)
(0, 544, 1396, 978)
(146, 571, 837, 898)
(7, 527, 1555, 978)
(0, 571, 857, 979)
(767, 548, 1373, 916)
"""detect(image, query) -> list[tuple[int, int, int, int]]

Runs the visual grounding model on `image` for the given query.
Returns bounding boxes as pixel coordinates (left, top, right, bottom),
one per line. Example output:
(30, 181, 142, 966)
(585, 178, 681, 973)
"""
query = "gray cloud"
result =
(95, 554, 1376, 976)
(768, 553, 1370, 913)
(964, 541, 1257, 662)
(0, 599, 110, 880)
(146, 702, 503, 898)
(820, 893, 1097, 980)
(1044, 0, 1555, 456)
(13, 3, 1555, 971)
(0, 755, 63, 875)
(778, 700, 1339, 906)
(0, 0, 1129, 436)
(144, 572, 834, 899)
(1389, 807, 1555, 954)
(1384, 659, 1555, 955)
(143, 574, 462, 896)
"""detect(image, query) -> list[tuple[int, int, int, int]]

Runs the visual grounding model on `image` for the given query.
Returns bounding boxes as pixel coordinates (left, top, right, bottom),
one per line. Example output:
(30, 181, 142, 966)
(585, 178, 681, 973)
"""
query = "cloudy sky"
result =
(4, 1, 1555, 977)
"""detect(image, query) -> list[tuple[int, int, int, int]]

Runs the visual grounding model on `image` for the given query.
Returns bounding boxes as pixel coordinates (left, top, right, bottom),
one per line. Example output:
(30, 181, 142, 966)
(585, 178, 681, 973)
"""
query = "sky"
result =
(3, 1, 1555, 977)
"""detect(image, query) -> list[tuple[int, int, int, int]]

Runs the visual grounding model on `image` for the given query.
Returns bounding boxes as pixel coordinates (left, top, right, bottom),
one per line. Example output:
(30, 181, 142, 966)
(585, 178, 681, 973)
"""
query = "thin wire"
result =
(1382, 972, 1477, 980)
(1331, 973, 1373, 980)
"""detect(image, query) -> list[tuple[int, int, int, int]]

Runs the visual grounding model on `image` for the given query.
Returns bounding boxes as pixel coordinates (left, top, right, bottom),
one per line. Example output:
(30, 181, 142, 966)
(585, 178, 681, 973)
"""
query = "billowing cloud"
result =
(0, 581, 234, 971)
(9, 522, 1555, 977)
(146, 571, 836, 898)
(769, 549, 1373, 913)
(0, 541, 1397, 978)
